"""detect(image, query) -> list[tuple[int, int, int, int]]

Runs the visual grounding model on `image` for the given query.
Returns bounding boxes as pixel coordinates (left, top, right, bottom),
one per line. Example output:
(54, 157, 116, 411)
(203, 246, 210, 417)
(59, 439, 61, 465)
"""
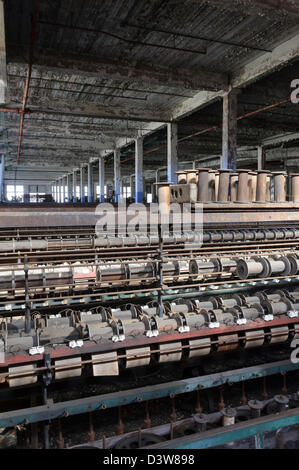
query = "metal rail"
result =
(0, 359, 297, 427)
(146, 407, 299, 449)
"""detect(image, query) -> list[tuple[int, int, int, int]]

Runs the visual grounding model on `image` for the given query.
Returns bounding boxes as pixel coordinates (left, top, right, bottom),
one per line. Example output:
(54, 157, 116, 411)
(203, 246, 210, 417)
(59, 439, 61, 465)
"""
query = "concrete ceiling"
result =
(1, 0, 299, 181)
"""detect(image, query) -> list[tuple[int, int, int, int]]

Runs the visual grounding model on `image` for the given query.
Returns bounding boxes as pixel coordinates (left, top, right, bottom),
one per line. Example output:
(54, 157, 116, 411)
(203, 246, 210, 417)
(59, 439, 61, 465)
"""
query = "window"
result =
(6, 185, 15, 201)
(147, 193, 152, 203)
(76, 185, 80, 198)
(6, 184, 24, 202)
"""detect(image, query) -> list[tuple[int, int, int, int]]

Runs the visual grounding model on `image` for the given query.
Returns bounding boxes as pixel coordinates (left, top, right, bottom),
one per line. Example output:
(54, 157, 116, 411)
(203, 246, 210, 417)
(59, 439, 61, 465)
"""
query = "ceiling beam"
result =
(7, 46, 229, 92)
(5, 98, 170, 123)
(231, 32, 299, 88)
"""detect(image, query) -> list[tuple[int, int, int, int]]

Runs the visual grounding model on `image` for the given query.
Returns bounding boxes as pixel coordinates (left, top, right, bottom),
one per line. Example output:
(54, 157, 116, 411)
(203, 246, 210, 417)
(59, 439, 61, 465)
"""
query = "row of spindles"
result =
(175, 168, 299, 203)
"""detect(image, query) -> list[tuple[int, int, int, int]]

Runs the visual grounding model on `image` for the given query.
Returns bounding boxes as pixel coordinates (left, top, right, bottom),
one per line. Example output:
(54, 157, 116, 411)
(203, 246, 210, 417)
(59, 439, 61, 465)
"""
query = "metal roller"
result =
(126, 347, 151, 368)
(159, 342, 182, 363)
(269, 326, 290, 344)
(92, 351, 119, 376)
(217, 333, 239, 352)
(8, 364, 37, 387)
(188, 337, 211, 358)
(243, 329, 265, 349)
(55, 357, 82, 380)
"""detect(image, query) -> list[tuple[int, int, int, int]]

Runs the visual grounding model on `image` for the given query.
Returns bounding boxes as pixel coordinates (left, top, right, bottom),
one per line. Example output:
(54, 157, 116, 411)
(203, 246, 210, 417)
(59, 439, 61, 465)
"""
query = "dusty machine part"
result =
(170, 184, 198, 203)
(273, 171, 287, 203)
(185, 169, 198, 184)
(215, 171, 220, 201)
(230, 173, 238, 202)
(290, 173, 299, 202)
(266, 174, 272, 202)
(197, 168, 210, 203)
(248, 399, 263, 418)
(221, 407, 237, 426)
(248, 171, 257, 202)
(217, 170, 231, 202)
(237, 169, 250, 203)
(155, 182, 172, 214)
(176, 171, 187, 184)
(256, 170, 271, 202)
(208, 170, 217, 202)
(236, 257, 269, 279)
(274, 395, 289, 412)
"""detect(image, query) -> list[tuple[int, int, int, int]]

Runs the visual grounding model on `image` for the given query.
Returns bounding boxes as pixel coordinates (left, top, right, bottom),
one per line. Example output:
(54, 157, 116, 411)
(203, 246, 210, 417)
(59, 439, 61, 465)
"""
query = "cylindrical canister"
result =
(248, 171, 257, 202)
(185, 169, 198, 184)
(273, 171, 287, 202)
(217, 170, 231, 202)
(197, 168, 210, 203)
(230, 173, 238, 202)
(256, 170, 270, 202)
(208, 170, 217, 202)
(155, 182, 172, 214)
(290, 173, 299, 202)
(176, 171, 187, 184)
(237, 169, 250, 203)
(266, 173, 272, 201)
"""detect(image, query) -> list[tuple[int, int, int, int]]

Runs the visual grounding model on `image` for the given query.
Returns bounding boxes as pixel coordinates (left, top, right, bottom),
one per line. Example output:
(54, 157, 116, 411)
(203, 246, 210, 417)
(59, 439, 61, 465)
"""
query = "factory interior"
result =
(1, 0, 299, 452)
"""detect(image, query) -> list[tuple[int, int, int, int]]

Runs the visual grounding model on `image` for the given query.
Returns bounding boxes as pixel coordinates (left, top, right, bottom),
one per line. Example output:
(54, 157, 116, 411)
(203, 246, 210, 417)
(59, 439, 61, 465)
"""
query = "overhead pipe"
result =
(16, 0, 40, 164)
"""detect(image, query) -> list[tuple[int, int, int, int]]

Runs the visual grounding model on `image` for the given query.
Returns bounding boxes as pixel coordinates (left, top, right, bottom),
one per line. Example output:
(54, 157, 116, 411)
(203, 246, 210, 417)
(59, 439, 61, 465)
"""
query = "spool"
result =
(237, 169, 250, 203)
(266, 173, 272, 201)
(215, 171, 220, 201)
(256, 170, 270, 202)
(185, 169, 198, 184)
(230, 173, 238, 202)
(176, 171, 187, 184)
(248, 171, 257, 202)
(273, 171, 287, 202)
(208, 170, 217, 202)
(197, 168, 210, 203)
(290, 173, 299, 202)
(155, 182, 172, 215)
(217, 170, 231, 202)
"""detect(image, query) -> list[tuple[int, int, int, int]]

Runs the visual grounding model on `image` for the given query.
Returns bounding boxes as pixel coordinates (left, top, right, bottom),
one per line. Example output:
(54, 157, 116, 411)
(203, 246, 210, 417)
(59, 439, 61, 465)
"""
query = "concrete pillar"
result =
(222, 89, 238, 171)
(129, 174, 134, 200)
(135, 137, 143, 203)
(66, 174, 71, 202)
(73, 169, 77, 203)
(0, 1, 7, 105)
(0, 154, 5, 202)
(59, 177, 63, 203)
(167, 123, 178, 184)
(257, 146, 265, 170)
(114, 149, 121, 203)
(87, 162, 93, 203)
(80, 166, 85, 203)
(98, 158, 105, 202)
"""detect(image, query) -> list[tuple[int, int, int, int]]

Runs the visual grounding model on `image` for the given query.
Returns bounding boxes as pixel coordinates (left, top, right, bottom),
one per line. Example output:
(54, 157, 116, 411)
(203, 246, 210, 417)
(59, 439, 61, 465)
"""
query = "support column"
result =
(73, 169, 77, 203)
(257, 146, 265, 170)
(66, 174, 71, 202)
(58, 178, 61, 203)
(0, 1, 7, 105)
(135, 137, 143, 203)
(0, 154, 5, 202)
(114, 149, 121, 203)
(87, 162, 93, 203)
(129, 174, 134, 201)
(98, 158, 105, 202)
(167, 123, 178, 184)
(222, 89, 238, 171)
(80, 166, 85, 203)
